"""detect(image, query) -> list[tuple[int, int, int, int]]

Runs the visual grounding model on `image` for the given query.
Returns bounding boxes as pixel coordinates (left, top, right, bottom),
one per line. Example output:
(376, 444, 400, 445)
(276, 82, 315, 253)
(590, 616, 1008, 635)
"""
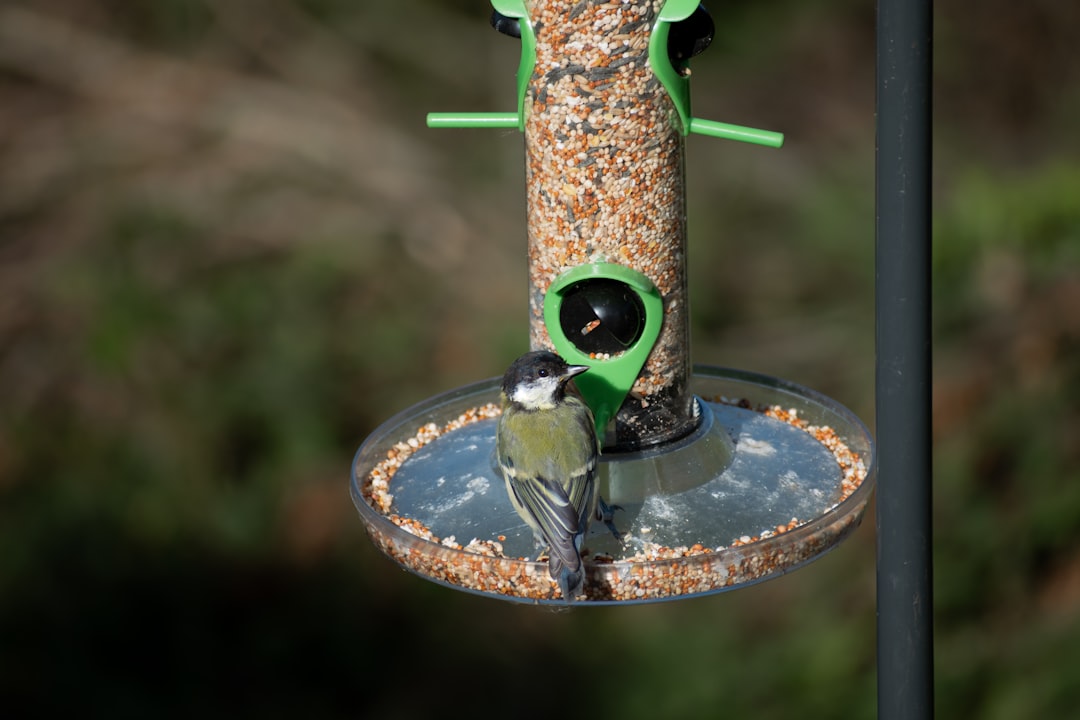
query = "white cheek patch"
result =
(510, 377, 560, 409)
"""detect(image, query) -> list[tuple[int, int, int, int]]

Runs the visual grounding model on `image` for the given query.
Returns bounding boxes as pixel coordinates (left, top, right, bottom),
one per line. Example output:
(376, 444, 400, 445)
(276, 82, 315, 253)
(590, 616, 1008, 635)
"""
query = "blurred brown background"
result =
(1, 1, 1078, 717)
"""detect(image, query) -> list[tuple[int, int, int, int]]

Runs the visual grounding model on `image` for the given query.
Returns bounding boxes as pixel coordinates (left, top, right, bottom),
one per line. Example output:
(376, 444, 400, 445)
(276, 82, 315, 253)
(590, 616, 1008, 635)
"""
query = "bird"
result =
(496, 350, 603, 601)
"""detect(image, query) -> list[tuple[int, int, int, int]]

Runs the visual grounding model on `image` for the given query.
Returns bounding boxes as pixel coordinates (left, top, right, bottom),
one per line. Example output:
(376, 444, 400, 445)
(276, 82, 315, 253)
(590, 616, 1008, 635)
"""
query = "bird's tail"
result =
(549, 555, 585, 601)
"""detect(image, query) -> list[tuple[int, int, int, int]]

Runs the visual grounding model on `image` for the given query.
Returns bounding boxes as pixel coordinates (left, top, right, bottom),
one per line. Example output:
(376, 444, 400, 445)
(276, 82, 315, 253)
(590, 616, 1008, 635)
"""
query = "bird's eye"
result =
(537, 368, 549, 378)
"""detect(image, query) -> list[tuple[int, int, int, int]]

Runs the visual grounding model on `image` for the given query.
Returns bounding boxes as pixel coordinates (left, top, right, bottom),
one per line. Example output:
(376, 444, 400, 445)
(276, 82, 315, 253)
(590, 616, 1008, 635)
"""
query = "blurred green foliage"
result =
(1, 0, 1078, 718)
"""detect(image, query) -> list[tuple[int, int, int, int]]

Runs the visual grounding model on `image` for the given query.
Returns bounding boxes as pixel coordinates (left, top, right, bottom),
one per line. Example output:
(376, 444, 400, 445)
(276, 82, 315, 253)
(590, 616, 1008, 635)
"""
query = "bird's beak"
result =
(563, 364, 590, 379)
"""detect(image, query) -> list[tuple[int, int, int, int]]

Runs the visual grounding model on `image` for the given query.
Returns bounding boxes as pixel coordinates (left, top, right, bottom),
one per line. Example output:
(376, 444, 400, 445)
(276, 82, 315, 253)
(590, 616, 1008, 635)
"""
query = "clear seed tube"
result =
(524, 0, 695, 450)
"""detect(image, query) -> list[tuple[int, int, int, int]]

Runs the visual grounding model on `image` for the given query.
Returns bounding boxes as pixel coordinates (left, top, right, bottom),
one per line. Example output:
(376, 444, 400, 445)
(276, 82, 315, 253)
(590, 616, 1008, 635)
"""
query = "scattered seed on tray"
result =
(357, 397, 870, 602)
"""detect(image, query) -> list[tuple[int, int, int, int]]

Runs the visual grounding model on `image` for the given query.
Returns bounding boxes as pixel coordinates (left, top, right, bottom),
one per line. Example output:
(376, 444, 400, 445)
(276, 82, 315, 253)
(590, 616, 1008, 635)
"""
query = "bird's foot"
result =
(597, 496, 625, 544)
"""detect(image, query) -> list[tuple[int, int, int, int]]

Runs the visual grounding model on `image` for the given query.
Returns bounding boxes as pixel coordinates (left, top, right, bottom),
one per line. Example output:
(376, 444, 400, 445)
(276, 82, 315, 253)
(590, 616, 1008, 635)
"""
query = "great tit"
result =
(496, 350, 601, 601)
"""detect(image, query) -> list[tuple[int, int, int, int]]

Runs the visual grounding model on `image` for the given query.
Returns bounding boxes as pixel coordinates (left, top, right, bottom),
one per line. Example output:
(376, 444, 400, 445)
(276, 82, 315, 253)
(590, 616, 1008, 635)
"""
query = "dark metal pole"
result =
(876, 0, 934, 717)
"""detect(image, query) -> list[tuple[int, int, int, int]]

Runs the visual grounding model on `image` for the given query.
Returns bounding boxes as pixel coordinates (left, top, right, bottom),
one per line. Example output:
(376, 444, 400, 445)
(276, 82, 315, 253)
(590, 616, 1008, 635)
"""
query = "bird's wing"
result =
(506, 473, 582, 572)
(564, 400, 599, 529)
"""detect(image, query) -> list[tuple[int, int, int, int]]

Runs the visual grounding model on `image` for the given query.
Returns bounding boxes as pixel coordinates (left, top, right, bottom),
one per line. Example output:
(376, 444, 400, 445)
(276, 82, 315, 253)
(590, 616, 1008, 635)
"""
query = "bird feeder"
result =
(351, 0, 875, 604)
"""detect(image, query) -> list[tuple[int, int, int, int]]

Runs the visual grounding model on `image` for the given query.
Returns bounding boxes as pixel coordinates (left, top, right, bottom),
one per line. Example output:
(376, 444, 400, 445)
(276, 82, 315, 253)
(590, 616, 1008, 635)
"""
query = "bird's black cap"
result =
(501, 351, 587, 395)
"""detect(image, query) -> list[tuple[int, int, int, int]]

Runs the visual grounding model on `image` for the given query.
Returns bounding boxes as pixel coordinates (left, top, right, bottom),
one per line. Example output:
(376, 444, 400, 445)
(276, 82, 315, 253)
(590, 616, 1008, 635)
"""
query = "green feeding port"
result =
(543, 263, 664, 438)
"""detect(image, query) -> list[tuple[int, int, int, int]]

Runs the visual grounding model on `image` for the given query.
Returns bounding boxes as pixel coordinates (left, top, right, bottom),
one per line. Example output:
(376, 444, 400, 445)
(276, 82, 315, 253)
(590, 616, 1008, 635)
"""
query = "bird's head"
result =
(501, 351, 589, 411)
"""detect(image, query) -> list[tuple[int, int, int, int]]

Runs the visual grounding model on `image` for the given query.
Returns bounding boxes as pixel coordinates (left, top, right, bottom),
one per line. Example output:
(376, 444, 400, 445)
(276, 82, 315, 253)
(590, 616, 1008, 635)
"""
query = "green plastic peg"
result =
(491, 0, 534, 129)
(425, 1, 533, 131)
(649, 1, 784, 147)
(426, 113, 520, 129)
(543, 264, 664, 438)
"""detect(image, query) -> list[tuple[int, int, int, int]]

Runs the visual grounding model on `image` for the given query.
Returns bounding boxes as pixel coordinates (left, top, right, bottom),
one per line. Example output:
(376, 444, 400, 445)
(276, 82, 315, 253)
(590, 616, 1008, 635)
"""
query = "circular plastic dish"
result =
(351, 366, 875, 605)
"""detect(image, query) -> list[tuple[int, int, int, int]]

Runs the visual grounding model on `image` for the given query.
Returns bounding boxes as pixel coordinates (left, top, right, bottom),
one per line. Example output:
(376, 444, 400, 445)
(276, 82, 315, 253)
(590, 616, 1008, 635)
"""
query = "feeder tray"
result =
(351, 366, 875, 605)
